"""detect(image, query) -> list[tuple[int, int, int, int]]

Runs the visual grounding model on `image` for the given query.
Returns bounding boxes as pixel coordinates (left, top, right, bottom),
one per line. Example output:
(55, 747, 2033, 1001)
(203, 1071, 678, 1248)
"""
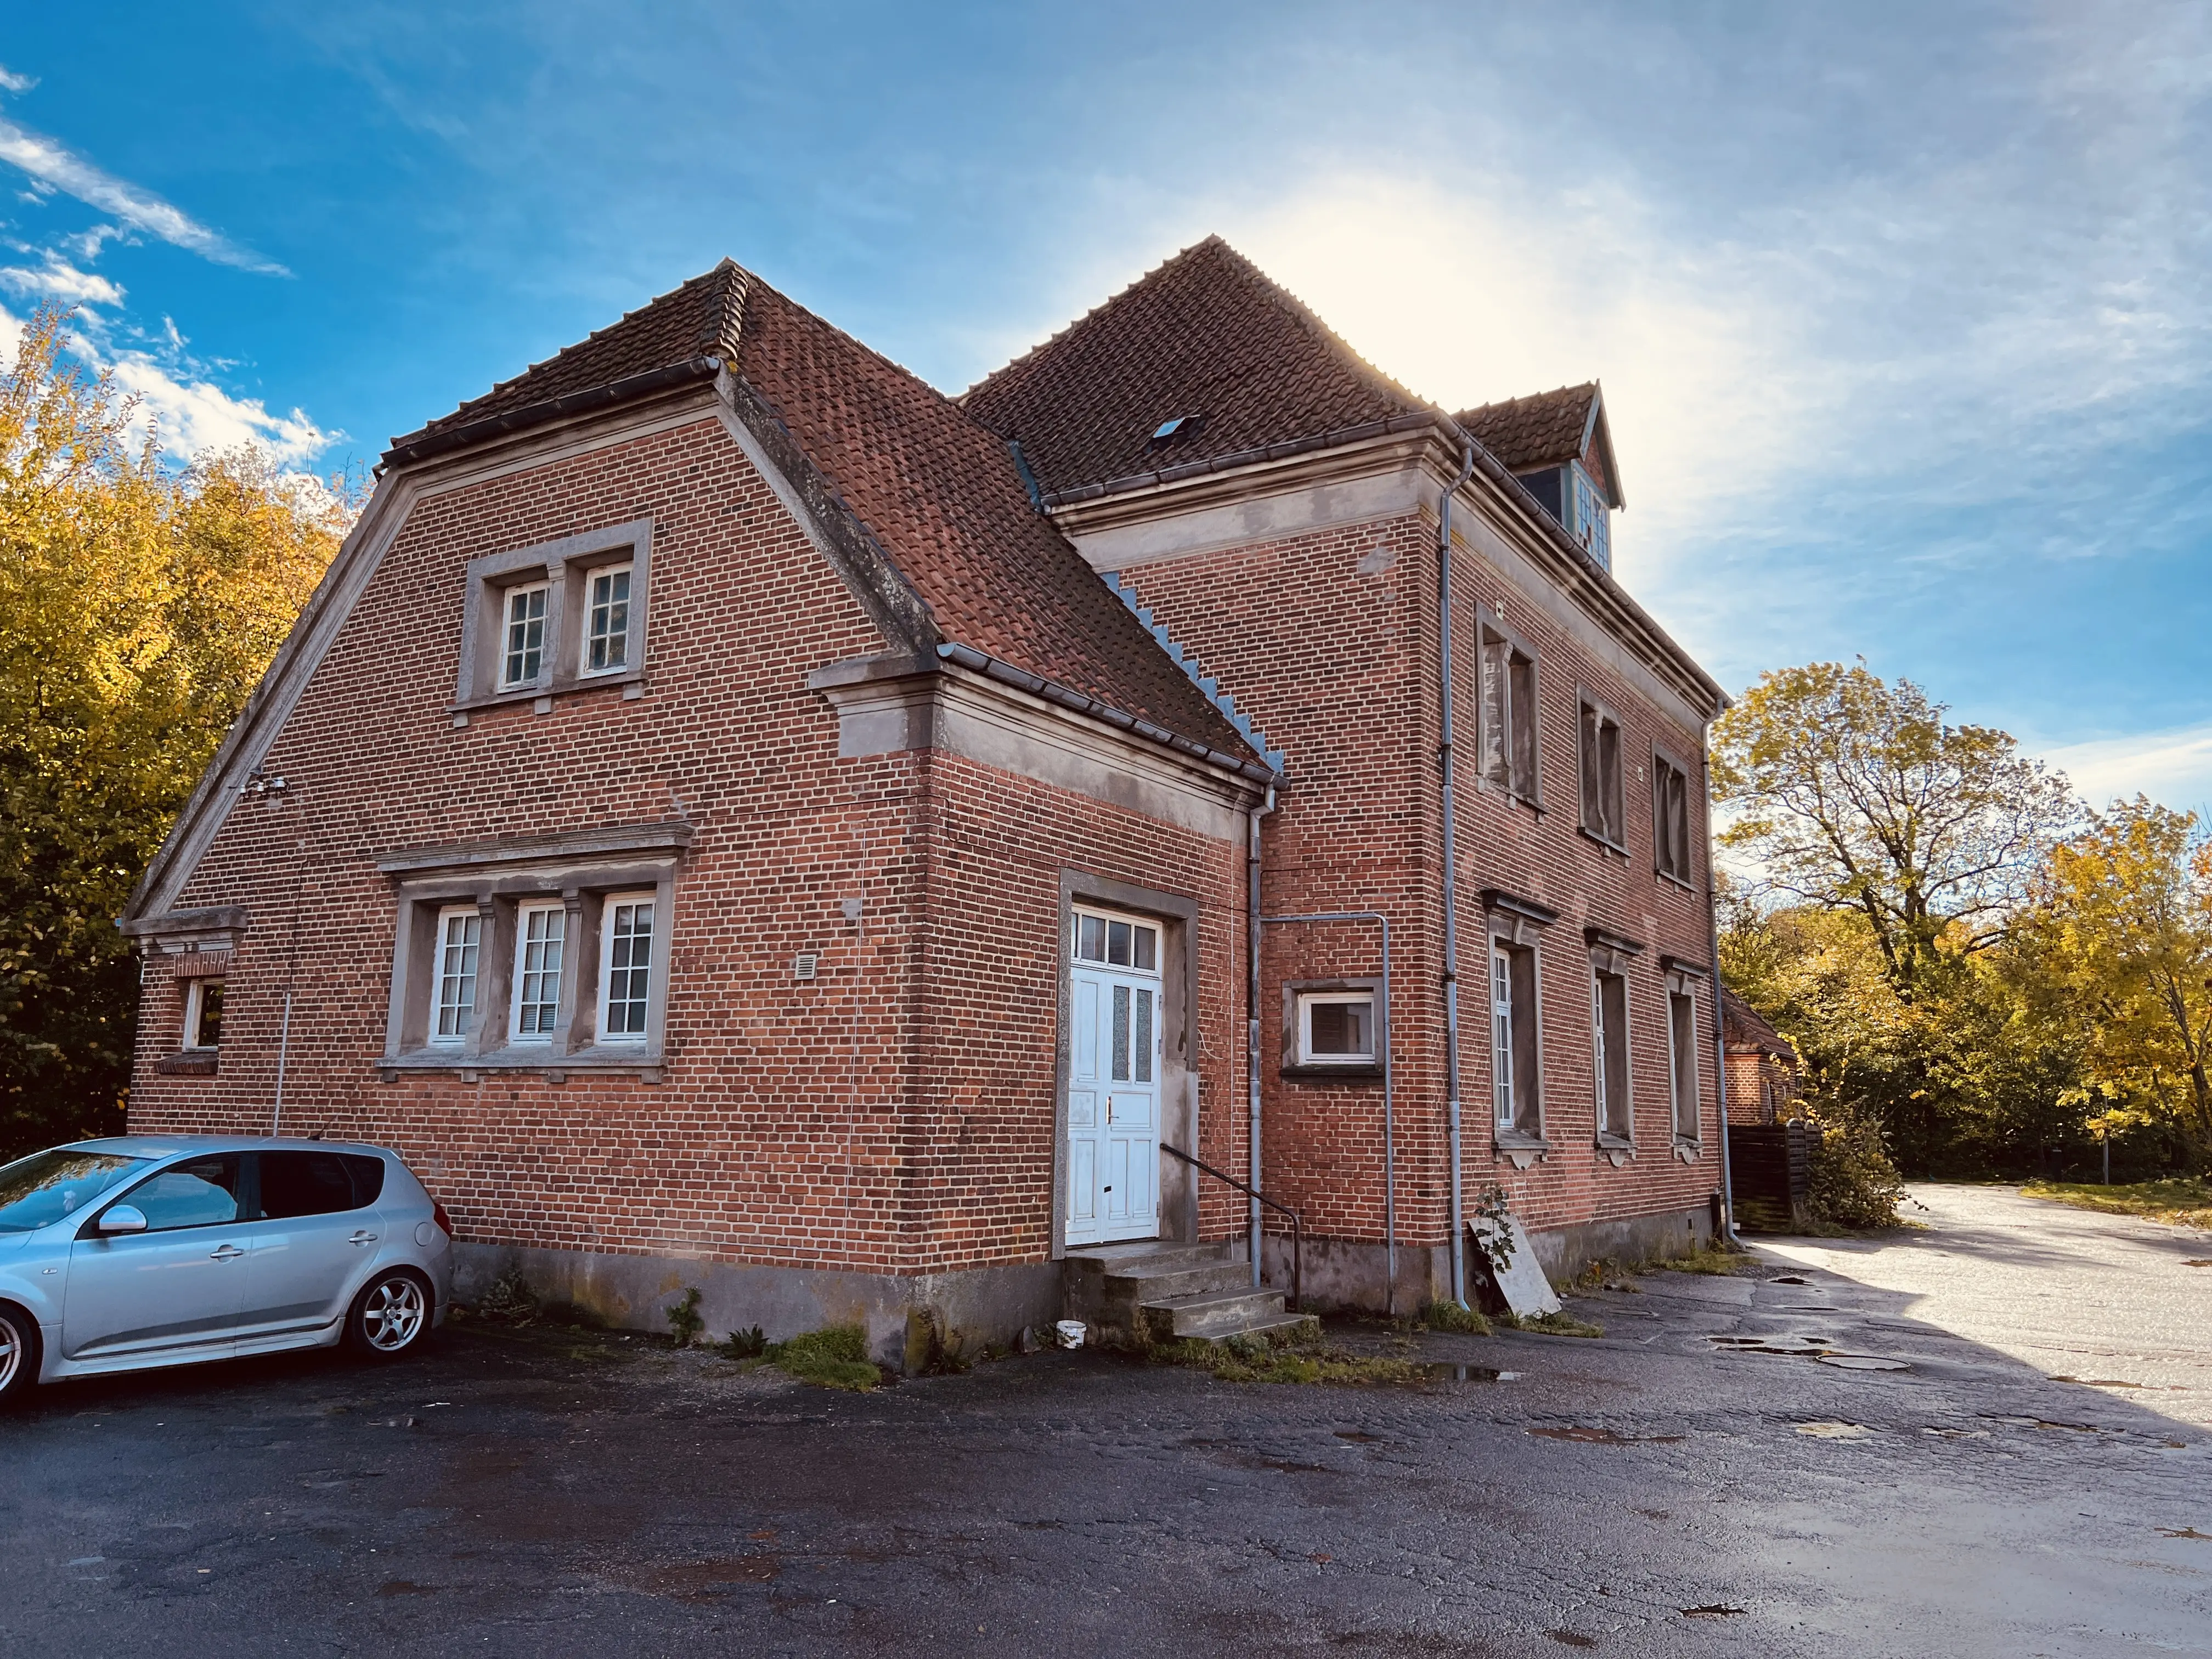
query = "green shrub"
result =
(664, 1287, 703, 1347)
(1804, 1103, 1907, 1229)
(765, 1324, 882, 1391)
(1418, 1299, 1493, 1336)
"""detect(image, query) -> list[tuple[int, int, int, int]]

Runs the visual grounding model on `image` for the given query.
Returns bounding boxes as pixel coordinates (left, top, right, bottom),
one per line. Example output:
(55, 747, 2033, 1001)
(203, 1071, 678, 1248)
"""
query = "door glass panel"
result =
(1075, 980, 1099, 1080)
(1111, 985, 1131, 1081)
(124, 1156, 243, 1232)
(1133, 989, 1153, 1083)
(257, 1152, 365, 1220)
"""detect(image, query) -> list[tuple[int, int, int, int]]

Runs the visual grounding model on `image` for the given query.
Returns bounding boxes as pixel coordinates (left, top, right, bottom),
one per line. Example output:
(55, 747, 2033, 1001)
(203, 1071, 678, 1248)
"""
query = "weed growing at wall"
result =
(766, 1325, 883, 1391)
(664, 1287, 703, 1347)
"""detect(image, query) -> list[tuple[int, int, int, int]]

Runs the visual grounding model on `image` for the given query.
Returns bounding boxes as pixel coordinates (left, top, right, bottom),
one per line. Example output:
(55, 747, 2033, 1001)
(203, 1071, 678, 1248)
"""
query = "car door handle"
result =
(208, 1244, 245, 1261)
(348, 1231, 379, 1246)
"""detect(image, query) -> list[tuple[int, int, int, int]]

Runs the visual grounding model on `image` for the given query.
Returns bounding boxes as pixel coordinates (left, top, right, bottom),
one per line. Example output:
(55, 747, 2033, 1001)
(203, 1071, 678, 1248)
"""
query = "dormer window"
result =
(1569, 464, 1611, 571)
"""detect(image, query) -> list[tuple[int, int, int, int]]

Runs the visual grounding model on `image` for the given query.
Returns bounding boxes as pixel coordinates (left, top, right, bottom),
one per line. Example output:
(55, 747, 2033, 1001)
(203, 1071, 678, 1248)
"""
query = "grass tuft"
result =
(2022, 1178, 2212, 1231)
(765, 1324, 884, 1391)
(1418, 1299, 1494, 1336)
(1649, 1242, 1752, 1276)
(1504, 1310, 1605, 1338)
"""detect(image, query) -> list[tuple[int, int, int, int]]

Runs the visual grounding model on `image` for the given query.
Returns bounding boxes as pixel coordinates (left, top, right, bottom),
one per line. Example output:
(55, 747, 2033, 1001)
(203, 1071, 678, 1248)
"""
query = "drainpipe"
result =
(1701, 733, 1739, 1244)
(1246, 785, 1277, 1287)
(1437, 443, 1477, 1307)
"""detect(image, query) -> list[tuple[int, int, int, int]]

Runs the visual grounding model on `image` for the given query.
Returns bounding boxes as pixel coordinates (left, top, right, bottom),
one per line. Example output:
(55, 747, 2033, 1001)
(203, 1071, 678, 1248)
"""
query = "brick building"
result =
(1723, 989, 1802, 1126)
(120, 239, 1730, 1359)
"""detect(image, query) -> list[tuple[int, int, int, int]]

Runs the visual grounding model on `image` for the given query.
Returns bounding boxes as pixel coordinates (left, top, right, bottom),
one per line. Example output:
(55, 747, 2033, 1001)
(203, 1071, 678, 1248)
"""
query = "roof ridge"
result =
(1455, 381, 1598, 420)
(1192, 238, 1430, 416)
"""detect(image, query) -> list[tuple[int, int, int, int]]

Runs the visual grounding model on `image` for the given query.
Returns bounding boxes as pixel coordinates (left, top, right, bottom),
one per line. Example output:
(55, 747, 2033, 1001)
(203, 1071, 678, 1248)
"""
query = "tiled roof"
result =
(958, 236, 1430, 500)
(1722, 989, 1799, 1064)
(1454, 384, 1598, 475)
(394, 261, 1254, 764)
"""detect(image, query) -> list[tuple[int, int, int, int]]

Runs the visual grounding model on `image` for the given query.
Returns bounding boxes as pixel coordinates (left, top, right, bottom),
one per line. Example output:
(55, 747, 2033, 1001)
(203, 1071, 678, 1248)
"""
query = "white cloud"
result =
(2039, 724, 2212, 817)
(0, 254, 122, 307)
(0, 115, 285, 274)
(0, 64, 36, 95)
(101, 349, 337, 465)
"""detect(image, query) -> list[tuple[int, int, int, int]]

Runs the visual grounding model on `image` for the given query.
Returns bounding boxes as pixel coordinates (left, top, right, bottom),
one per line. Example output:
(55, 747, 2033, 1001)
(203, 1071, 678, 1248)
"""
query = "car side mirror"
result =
(97, 1205, 149, 1235)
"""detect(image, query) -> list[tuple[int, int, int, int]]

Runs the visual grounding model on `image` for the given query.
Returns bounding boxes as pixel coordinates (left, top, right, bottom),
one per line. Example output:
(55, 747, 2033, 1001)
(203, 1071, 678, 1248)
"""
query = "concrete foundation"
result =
(453, 1243, 1063, 1372)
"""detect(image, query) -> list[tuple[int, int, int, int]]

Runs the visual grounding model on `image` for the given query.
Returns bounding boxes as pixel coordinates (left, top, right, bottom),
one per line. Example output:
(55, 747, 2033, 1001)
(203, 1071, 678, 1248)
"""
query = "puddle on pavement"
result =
(1413, 1363, 1505, 1383)
(1766, 1276, 1810, 1285)
(1528, 1425, 1686, 1444)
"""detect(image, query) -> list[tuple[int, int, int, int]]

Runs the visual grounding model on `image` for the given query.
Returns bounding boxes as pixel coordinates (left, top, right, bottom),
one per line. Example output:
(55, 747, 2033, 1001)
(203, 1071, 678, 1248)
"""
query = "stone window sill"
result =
(1279, 1063, 1385, 1082)
(1673, 1136, 1703, 1163)
(450, 669, 645, 723)
(1595, 1131, 1635, 1166)
(1494, 1128, 1550, 1169)
(1578, 825, 1628, 857)
(379, 1044, 663, 1084)
(155, 1051, 219, 1076)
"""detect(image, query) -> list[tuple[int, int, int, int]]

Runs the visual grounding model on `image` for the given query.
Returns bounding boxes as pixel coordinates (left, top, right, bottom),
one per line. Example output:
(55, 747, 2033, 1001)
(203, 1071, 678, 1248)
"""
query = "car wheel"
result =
(345, 1269, 432, 1359)
(0, 1303, 41, 1405)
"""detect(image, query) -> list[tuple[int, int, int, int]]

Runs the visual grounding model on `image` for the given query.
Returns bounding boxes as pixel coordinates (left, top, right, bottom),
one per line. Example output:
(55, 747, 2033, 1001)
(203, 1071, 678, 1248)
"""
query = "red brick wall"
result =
(1108, 493, 1723, 1260)
(129, 414, 1248, 1279)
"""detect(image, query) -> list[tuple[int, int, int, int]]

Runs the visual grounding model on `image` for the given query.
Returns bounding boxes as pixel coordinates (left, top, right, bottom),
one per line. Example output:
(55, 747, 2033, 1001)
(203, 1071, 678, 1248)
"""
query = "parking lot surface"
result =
(5, 1241, 2208, 1657)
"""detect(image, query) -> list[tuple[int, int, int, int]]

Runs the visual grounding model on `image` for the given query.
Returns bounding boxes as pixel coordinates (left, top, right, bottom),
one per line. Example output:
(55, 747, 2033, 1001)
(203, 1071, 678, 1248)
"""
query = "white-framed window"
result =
(431, 906, 482, 1044)
(1073, 910, 1158, 972)
(1578, 696, 1624, 848)
(1570, 462, 1611, 571)
(1592, 963, 1630, 1141)
(599, 893, 654, 1041)
(582, 564, 632, 676)
(1296, 991, 1375, 1066)
(511, 903, 567, 1041)
(183, 978, 225, 1051)
(1654, 751, 1694, 884)
(500, 582, 550, 689)
(1668, 980, 1700, 1139)
(1492, 938, 1541, 1136)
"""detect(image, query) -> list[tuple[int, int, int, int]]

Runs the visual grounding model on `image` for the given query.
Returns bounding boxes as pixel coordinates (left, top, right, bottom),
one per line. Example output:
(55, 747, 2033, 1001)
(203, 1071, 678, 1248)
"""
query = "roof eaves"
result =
(1039, 410, 1440, 508)
(381, 355, 725, 471)
(935, 641, 1277, 786)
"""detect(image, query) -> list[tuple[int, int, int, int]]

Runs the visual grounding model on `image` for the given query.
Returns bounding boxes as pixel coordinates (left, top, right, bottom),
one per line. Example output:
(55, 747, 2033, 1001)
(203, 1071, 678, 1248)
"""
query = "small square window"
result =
(1297, 992, 1375, 1065)
(183, 979, 224, 1051)
(501, 583, 549, 689)
(583, 565, 631, 675)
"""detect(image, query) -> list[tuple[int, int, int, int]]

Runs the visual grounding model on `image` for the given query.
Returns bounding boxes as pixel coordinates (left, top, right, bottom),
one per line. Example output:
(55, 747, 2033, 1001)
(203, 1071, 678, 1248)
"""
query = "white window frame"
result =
(1591, 961, 1632, 1144)
(509, 901, 568, 1044)
(430, 905, 482, 1046)
(580, 562, 634, 678)
(454, 520, 653, 713)
(597, 891, 656, 1043)
(499, 581, 550, 691)
(1492, 945, 1516, 1130)
(182, 978, 224, 1051)
(1295, 990, 1376, 1067)
(1071, 907, 1160, 974)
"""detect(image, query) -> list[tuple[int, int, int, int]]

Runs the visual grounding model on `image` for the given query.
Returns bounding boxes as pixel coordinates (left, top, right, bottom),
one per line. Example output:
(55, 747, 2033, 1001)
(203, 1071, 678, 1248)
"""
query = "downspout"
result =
(1246, 785, 1277, 1286)
(1702, 731, 1739, 1244)
(1437, 443, 1478, 1307)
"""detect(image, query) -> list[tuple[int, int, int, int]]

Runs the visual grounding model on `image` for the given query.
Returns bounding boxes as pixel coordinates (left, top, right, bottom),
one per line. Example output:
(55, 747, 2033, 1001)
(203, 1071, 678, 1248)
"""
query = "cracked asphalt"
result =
(5, 1195, 2209, 1658)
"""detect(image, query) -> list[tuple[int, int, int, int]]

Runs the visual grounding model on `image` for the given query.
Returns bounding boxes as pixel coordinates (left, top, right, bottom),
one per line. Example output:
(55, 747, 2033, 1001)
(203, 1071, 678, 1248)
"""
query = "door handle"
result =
(348, 1231, 379, 1246)
(208, 1244, 244, 1261)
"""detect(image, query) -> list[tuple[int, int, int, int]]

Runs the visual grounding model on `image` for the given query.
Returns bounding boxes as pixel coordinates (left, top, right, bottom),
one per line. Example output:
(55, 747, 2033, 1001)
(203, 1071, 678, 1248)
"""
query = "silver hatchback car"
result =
(0, 1136, 454, 1403)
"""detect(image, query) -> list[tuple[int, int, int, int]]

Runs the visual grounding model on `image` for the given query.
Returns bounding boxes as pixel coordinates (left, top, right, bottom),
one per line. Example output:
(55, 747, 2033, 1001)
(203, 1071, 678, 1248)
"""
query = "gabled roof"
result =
(1722, 989, 1799, 1065)
(958, 236, 1430, 501)
(1455, 383, 1623, 509)
(390, 261, 1256, 766)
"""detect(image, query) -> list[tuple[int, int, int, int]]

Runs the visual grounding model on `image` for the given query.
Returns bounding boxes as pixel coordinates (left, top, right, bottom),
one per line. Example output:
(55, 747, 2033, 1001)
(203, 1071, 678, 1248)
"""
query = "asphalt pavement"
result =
(4, 1197, 2208, 1657)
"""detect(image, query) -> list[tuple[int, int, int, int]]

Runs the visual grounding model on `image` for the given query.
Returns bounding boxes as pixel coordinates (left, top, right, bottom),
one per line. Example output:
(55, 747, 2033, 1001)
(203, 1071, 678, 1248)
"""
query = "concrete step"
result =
(1065, 1242, 1228, 1273)
(1104, 1259, 1252, 1301)
(1139, 1286, 1289, 1340)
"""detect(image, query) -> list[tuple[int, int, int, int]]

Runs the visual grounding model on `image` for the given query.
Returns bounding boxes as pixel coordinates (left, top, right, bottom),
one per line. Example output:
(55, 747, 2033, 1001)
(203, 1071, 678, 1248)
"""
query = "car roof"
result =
(63, 1136, 394, 1159)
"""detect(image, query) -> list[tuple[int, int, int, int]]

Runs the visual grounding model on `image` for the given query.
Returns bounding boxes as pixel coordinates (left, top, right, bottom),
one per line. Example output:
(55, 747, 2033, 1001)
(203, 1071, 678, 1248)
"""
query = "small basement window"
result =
(1297, 991, 1375, 1066)
(183, 978, 224, 1051)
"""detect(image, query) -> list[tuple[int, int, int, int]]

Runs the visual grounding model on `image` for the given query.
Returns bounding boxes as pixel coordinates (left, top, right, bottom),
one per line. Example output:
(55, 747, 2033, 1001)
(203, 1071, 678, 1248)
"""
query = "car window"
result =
(259, 1152, 368, 1218)
(0, 1150, 146, 1233)
(120, 1155, 244, 1232)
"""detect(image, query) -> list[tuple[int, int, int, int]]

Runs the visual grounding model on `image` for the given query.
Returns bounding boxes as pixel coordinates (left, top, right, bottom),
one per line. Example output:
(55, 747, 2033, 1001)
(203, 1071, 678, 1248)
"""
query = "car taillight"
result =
(432, 1201, 454, 1238)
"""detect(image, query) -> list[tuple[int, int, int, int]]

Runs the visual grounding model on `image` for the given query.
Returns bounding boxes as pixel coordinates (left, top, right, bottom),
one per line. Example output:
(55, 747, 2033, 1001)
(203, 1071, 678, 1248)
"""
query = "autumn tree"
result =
(0, 307, 350, 1158)
(2022, 799, 2212, 1162)
(1712, 662, 2076, 1003)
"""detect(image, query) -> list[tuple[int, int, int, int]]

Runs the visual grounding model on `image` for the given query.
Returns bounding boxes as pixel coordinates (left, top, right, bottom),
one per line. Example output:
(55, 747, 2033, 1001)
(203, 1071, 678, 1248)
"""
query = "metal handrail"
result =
(1162, 1143, 1302, 1313)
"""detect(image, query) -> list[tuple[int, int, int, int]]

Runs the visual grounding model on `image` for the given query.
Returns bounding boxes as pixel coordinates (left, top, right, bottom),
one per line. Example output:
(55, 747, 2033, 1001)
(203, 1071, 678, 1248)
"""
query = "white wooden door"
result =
(1064, 908, 1164, 1248)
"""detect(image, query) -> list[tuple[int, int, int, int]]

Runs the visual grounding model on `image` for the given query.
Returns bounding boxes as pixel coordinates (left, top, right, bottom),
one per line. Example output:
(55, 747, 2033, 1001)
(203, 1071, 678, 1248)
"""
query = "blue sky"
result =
(4, 3, 2208, 808)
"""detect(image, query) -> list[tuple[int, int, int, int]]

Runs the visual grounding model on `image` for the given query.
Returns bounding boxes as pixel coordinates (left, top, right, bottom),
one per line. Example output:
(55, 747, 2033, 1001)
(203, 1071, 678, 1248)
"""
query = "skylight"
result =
(1151, 415, 1201, 441)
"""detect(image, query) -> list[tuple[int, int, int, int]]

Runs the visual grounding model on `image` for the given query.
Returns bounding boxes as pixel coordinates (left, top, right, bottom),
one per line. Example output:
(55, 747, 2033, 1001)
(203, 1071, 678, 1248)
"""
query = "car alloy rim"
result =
(364, 1278, 425, 1351)
(0, 1316, 18, 1391)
